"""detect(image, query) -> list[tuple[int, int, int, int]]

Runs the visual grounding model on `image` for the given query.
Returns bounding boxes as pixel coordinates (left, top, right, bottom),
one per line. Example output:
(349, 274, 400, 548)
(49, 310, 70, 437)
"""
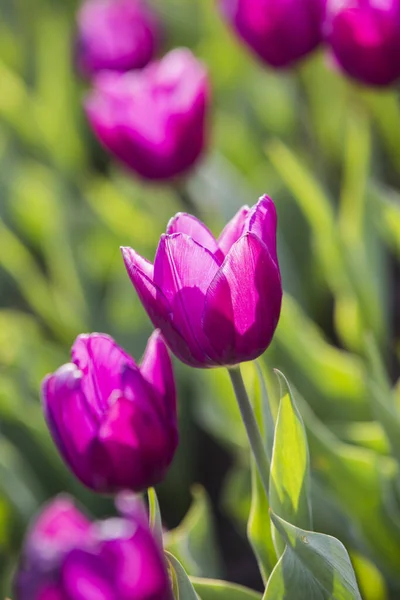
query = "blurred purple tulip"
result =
(219, 0, 326, 68)
(76, 0, 159, 77)
(325, 0, 400, 86)
(122, 195, 282, 368)
(42, 330, 178, 493)
(84, 48, 209, 180)
(15, 495, 172, 600)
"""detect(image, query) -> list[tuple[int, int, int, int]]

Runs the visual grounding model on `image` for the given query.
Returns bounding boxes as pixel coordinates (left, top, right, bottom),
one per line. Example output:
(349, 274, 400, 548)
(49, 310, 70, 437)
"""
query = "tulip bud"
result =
(42, 330, 178, 493)
(76, 0, 159, 77)
(122, 195, 282, 368)
(84, 47, 209, 180)
(325, 0, 400, 86)
(219, 0, 326, 68)
(14, 495, 172, 600)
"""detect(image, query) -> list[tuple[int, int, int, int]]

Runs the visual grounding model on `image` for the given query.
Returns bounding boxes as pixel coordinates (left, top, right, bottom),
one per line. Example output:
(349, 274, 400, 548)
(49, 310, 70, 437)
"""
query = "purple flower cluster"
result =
(15, 496, 172, 600)
(218, 0, 400, 87)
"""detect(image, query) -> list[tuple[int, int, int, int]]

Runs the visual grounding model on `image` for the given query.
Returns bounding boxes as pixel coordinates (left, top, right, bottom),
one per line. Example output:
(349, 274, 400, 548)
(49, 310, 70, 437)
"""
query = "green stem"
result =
(228, 366, 270, 497)
(173, 182, 199, 217)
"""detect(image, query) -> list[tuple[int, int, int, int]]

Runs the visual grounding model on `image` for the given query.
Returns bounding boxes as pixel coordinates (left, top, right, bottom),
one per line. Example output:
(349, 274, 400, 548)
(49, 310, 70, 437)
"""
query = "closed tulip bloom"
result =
(42, 330, 178, 493)
(122, 195, 282, 368)
(219, 0, 326, 68)
(77, 0, 159, 77)
(85, 48, 209, 180)
(325, 0, 400, 86)
(15, 495, 172, 600)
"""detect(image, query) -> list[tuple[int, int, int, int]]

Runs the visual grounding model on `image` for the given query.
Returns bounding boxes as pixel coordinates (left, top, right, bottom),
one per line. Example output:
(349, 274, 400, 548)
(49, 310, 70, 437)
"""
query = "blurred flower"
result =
(219, 0, 326, 68)
(76, 0, 159, 77)
(325, 0, 400, 86)
(14, 495, 172, 600)
(122, 195, 282, 368)
(42, 330, 178, 493)
(84, 48, 209, 180)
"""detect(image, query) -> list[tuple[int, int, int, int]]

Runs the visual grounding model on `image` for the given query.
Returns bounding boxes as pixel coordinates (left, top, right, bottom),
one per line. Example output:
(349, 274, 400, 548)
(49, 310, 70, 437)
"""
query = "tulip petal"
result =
(121, 246, 201, 366)
(217, 205, 249, 256)
(61, 549, 114, 600)
(42, 365, 98, 488)
(203, 233, 282, 365)
(245, 195, 278, 263)
(93, 383, 172, 491)
(139, 330, 177, 424)
(167, 212, 222, 260)
(153, 233, 220, 365)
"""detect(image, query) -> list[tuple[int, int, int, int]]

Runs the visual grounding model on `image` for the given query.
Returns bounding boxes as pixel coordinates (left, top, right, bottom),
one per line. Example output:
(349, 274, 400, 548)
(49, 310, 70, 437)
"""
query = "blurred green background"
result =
(2, 0, 400, 598)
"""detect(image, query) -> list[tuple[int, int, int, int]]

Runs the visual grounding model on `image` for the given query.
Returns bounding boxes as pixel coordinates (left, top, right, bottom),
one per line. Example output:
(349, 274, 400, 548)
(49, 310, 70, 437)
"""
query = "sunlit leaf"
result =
(191, 577, 262, 600)
(264, 512, 362, 600)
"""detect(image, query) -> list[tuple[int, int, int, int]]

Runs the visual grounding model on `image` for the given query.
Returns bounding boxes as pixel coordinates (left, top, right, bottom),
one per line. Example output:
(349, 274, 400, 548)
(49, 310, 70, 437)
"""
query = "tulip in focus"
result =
(42, 330, 178, 493)
(219, 0, 326, 68)
(85, 48, 209, 180)
(14, 495, 172, 600)
(77, 0, 159, 77)
(325, 0, 400, 86)
(122, 195, 282, 368)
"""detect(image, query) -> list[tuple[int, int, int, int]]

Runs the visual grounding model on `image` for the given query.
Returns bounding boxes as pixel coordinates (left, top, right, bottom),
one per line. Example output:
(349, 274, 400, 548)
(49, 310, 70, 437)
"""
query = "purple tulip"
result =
(14, 495, 172, 600)
(325, 0, 400, 86)
(219, 0, 326, 68)
(42, 330, 178, 493)
(84, 48, 209, 180)
(122, 195, 282, 368)
(76, 0, 159, 77)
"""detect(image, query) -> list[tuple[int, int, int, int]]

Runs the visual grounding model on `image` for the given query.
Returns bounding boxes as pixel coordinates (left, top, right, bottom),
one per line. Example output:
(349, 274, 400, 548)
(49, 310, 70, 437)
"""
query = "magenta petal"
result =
(203, 233, 282, 365)
(167, 213, 222, 261)
(121, 246, 200, 366)
(245, 195, 278, 264)
(153, 233, 220, 365)
(61, 549, 114, 600)
(42, 366, 98, 488)
(71, 333, 134, 415)
(139, 330, 177, 424)
(217, 206, 249, 256)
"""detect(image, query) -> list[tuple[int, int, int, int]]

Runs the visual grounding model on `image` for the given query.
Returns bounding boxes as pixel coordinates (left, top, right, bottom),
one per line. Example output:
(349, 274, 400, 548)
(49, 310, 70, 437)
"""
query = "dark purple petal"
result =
(203, 233, 282, 365)
(139, 330, 177, 424)
(219, 0, 325, 68)
(326, 0, 400, 86)
(42, 366, 98, 488)
(153, 233, 220, 366)
(71, 333, 135, 416)
(217, 205, 249, 256)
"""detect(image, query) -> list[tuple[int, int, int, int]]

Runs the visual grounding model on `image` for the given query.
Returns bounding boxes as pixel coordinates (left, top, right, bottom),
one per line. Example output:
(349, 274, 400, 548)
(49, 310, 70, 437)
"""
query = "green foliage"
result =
(164, 486, 222, 578)
(269, 372, 312, 554)
(264, 512, 362, 600)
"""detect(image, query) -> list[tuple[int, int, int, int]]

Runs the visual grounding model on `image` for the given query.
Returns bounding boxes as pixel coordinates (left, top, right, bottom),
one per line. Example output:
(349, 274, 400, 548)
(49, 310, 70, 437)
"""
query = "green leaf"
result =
(148, 488, 163, 549)
(191, 577, 262, 600)
(350, 552, 388, 600)
(269, 372, 312, 554)
(164, 486, 222, 578)
(166, 552, 198, 600)
(264, 512, 362, 600)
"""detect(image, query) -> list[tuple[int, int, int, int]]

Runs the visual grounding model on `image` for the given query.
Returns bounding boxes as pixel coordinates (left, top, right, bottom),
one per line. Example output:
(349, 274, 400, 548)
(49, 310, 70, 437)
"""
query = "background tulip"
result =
(15, 495, 172, 600)
(85, 47, 209, 180)
(76, 0, 159, 77)
(219, 0, 326, 68)
(325, 0, 400, 86)
(42, 330, 178, 493)
(122, 195, 282, 368)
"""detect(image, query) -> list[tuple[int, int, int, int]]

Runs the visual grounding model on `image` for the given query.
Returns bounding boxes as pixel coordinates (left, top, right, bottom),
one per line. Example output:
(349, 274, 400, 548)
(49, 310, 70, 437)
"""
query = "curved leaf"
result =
(191, 577, 262, 600)
(264, 512, 362, 600)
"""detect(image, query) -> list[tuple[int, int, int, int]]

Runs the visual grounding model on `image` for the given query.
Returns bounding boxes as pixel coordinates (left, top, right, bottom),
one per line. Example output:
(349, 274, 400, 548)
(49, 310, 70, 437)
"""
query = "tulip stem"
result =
(228, 366, 270, 497)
